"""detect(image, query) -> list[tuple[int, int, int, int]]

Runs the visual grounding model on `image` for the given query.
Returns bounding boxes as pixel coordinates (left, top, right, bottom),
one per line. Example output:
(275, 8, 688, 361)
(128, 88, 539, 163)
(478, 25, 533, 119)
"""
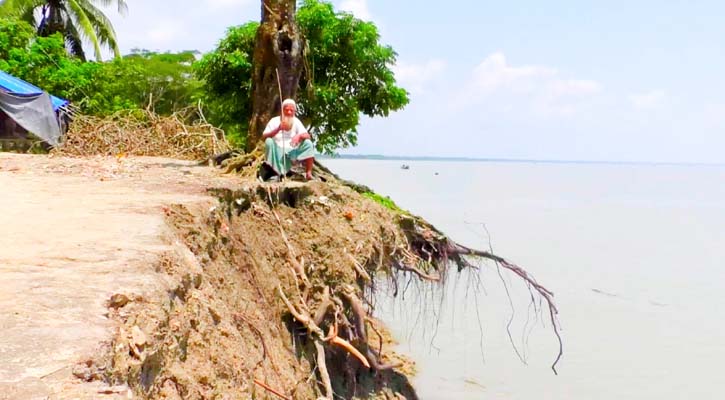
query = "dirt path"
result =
(0, 153, 237, 399)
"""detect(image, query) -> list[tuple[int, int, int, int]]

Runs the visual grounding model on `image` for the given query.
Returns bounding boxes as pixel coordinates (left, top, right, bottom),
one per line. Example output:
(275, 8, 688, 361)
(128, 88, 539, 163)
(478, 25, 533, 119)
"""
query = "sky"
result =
(100, 0, 725, 163)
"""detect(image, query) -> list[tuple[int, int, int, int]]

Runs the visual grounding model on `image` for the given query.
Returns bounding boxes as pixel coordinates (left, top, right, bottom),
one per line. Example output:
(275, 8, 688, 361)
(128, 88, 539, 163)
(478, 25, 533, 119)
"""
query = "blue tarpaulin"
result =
(0, 70, 69, 111)
(0, 70, 68, 146)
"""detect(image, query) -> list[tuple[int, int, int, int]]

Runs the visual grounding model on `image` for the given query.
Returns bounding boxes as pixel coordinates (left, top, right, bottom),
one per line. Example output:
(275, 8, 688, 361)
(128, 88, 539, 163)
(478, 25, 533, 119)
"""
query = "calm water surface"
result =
(323, 159, 725, 400)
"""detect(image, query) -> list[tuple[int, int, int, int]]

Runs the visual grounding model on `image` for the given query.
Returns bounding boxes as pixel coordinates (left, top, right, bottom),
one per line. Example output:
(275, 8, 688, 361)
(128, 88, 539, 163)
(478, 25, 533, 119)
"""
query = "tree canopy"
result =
(0, 17, 202, 116)
(0, 0, 127, 61)
(195, 0, 409, 153)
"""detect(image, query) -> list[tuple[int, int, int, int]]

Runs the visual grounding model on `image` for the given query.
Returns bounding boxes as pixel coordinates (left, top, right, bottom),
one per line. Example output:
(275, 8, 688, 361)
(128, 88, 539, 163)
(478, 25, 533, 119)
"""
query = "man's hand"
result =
(290, 135, 301, 146)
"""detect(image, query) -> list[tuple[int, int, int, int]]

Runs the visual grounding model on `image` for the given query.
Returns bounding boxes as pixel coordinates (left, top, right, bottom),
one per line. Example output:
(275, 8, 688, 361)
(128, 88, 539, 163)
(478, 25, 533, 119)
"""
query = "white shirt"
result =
(263, 116, 307, 153)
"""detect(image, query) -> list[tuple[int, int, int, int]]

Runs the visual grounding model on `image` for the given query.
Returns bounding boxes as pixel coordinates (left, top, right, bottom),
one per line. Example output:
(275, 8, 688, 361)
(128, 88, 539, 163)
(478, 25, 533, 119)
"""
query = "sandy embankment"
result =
(0, 153, 235, 399)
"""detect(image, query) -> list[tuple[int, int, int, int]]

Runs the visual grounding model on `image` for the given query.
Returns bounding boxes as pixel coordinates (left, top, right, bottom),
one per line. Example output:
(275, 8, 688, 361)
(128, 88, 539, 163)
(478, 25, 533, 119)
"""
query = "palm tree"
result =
(0, 0, 127, 61)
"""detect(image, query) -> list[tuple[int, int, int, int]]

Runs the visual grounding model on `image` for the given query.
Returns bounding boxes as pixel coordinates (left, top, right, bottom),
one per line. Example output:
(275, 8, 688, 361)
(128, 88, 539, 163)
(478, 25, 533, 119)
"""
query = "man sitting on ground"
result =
(262, 98, 315, 181)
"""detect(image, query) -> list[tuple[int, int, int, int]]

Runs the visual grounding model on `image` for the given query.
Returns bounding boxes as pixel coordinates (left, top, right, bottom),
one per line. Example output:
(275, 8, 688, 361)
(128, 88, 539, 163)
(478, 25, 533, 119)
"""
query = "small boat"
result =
(400, 164, 410, 170)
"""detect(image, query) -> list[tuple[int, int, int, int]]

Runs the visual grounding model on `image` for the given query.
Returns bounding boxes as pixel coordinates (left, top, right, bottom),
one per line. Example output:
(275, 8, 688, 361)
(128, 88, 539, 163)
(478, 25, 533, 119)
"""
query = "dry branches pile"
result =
(56, 108, 229, 160)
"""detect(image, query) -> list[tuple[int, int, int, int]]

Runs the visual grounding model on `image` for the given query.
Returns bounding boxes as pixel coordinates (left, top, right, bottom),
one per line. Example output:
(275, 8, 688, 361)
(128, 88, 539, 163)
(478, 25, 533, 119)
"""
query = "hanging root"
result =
(448, 242, 563, 375)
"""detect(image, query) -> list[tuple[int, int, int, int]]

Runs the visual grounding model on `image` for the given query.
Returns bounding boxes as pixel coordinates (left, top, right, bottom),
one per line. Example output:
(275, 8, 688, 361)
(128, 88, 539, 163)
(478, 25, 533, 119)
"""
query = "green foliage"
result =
(0, 17, 202, 116)
(297, 0, 409, 153)
(0, 0, 127, 61)
(362, 191, 405, 213)
(196, 0, 409, 153)
(194, 22, 258, 148)
(117, 49, 203, 115)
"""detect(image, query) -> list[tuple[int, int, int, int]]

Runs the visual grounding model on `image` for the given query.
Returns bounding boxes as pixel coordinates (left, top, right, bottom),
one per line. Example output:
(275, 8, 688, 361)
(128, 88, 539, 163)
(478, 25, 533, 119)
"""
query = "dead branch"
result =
(56, 108, 229, 160)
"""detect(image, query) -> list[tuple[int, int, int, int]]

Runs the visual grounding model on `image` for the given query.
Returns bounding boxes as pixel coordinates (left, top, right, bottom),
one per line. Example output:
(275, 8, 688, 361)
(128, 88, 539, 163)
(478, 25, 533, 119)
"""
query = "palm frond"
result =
(65, 0, 102, 61)
(80, 0, 120, 58)
(19, 1, 46, 26)
(88, 0, 128, 15)
(64, 20, 87, 61)
(0, 0, 46, 19)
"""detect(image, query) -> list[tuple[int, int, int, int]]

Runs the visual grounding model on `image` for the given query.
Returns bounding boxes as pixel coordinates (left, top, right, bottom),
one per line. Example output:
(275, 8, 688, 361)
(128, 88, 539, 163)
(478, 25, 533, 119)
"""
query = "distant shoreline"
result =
(319, 154, 725, 167)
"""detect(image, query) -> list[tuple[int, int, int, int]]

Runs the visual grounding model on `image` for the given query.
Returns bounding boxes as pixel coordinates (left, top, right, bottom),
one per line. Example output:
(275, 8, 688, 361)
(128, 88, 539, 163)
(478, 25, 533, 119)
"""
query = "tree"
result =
(297, 0, 408, 152)
(193, 22, 258, 147)
(121, 49, 203, 115)
(247, 0, 305, 152)
(0, 0, 127, 61)
(195, 0, 409, 153)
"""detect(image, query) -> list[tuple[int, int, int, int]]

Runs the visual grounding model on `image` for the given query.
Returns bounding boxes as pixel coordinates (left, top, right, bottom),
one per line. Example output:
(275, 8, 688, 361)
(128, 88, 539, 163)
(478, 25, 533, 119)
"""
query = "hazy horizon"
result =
(320, 152, 725, 166)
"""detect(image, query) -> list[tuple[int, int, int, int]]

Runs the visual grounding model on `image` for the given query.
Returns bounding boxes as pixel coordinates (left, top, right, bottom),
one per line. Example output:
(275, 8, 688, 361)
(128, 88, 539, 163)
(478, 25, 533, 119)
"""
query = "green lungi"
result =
(264, 137, 315, 175)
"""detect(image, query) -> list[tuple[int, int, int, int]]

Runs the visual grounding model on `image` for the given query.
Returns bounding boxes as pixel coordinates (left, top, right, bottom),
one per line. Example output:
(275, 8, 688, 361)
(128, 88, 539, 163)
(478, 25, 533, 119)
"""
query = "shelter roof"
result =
(0, 70, 69, 111)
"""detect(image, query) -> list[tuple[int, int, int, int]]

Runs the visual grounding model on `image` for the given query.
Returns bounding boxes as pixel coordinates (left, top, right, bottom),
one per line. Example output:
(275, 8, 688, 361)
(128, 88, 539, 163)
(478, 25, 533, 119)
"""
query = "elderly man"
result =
(262, 98, 315, 181)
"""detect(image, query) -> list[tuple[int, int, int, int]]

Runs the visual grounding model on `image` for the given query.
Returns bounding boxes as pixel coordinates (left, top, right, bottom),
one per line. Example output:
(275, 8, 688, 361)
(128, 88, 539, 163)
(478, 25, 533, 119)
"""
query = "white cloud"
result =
(629, 90, 666, 109)
(465, 52, 602, 117)
(472, 52, 556, 92)
(337, 0, 372, 20)
(392, 59, 446, 93)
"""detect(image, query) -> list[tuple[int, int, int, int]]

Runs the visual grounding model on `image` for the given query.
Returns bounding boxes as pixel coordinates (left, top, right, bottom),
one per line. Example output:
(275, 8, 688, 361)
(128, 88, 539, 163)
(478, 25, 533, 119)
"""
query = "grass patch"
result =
(362, 191, 406, 213)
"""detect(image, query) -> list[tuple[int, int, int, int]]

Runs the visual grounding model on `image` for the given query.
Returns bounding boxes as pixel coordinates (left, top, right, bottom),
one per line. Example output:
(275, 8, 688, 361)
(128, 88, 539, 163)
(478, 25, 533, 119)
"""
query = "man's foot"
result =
(305, 173, 313, 181)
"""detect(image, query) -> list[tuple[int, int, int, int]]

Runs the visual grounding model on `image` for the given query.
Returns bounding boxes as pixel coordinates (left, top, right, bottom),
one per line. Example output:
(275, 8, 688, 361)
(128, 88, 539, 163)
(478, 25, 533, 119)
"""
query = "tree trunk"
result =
(247, 0, 305, 152)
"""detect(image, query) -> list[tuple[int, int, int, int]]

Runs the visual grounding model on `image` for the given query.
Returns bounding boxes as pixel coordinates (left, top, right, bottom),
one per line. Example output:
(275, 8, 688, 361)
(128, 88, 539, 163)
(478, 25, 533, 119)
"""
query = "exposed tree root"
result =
(178, 150, 565, 397)
(253, 378, 291, 400)
(314, 341, 333, 400)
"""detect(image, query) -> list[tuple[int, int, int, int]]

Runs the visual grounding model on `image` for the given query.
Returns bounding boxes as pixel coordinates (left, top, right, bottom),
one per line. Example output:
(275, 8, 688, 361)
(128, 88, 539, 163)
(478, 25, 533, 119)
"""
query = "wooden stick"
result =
(253, 378, 290, 400)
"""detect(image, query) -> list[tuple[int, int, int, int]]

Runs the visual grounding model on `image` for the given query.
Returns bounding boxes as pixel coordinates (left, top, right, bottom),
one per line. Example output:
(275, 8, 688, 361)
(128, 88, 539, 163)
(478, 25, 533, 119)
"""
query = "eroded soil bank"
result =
(1, 153, 433, 399)
(101, 179, 427, 399)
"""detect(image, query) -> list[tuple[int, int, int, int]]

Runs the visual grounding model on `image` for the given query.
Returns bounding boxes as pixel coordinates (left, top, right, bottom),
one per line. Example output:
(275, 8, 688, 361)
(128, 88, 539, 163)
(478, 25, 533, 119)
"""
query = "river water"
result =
(323, 159, 725, 400)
